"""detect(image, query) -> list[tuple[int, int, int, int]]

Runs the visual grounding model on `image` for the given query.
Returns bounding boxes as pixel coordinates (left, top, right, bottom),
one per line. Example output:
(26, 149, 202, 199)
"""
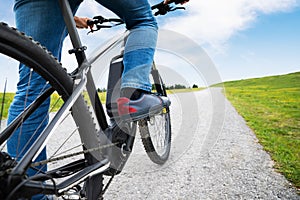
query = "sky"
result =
(0, 0, 300, 91)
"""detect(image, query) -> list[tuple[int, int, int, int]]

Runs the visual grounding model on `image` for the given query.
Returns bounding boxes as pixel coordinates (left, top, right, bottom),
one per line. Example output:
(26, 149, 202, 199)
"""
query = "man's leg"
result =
(95, 0, 157, 94)
(94, 0, 170, 120)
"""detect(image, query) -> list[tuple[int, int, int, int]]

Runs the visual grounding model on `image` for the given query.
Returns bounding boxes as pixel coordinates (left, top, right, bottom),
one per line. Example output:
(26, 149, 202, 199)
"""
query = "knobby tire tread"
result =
(139, 108, 171, 165)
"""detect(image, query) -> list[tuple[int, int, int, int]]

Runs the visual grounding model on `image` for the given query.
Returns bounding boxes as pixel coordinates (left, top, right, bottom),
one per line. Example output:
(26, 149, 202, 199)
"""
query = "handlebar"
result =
(86, 16, 124, 34)
(151, 1, 187, 16)
(86, 16, 123, 27)
(86, 0, 188, 34)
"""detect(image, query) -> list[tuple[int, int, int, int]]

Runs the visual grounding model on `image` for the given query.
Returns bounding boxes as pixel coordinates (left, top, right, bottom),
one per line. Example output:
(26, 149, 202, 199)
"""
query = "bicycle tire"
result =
(0, 22, 103, 199)
(139, 68, 172, 165)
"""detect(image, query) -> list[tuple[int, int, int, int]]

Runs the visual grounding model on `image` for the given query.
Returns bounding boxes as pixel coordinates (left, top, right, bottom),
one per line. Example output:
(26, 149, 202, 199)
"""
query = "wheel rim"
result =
(147, 112, 170, 156)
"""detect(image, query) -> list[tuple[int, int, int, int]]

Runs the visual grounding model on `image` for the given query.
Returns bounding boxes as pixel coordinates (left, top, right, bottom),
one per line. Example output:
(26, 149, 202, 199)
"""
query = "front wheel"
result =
(139, 110, 171, 164)
(139, 65, 171, 165)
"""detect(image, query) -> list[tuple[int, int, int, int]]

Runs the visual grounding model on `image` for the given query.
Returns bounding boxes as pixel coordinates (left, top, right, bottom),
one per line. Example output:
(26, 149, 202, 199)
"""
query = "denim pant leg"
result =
(9, 0, 81, 181)
(94, 0, 158, 92)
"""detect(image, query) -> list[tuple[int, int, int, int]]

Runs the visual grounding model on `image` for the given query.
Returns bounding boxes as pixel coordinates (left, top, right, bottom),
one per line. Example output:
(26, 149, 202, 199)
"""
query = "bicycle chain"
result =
(30, 140, 126, 198)
(31, 142, 119, 167)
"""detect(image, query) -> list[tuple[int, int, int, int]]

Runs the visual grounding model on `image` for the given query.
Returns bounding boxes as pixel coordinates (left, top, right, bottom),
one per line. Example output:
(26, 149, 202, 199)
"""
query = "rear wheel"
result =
(0, 22, 103, 199)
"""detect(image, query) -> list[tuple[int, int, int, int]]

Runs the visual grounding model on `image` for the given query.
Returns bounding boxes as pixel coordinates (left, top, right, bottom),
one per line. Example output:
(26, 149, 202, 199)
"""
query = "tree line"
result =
(165, 84, 198, 90)
(97, 84, 199, 92)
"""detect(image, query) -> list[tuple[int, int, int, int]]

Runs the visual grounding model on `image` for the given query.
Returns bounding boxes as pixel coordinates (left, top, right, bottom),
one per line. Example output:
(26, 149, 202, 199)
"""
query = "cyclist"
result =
(8, 0, 188, 199)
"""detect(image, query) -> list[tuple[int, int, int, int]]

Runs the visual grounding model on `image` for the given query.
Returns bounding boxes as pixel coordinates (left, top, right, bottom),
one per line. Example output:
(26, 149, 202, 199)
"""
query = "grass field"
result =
(220, 72, 300, 188)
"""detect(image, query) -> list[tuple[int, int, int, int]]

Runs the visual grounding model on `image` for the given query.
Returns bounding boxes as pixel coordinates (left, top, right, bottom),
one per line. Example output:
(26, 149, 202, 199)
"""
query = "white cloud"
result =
(61, 0, 299, 79)
(75, 0, 299, 52)
(160, 0, 298, 53)
(76, 0, 118, 18)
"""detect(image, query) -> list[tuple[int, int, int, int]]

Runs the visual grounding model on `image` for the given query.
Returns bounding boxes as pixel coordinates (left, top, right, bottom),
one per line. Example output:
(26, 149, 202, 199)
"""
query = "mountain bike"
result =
(0, 0, 186, 199)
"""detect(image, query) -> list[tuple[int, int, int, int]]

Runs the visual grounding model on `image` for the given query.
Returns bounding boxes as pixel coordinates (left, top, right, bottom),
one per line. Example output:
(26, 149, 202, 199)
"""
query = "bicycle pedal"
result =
(60, 185, 84, 200)
(61, 189, 81, 200)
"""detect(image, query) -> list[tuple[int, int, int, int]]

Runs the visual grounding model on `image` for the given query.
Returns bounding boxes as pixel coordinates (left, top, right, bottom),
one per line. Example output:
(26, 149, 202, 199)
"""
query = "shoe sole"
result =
(119, 104, 165, 122)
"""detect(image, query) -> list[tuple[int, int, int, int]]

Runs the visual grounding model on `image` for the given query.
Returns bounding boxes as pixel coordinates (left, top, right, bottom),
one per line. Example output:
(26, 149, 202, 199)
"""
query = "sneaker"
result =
(117, 94, 171, 121)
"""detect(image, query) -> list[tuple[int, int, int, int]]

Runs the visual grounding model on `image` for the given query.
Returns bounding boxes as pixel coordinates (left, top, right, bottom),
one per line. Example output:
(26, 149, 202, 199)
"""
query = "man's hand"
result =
(74, 16, 93, 29)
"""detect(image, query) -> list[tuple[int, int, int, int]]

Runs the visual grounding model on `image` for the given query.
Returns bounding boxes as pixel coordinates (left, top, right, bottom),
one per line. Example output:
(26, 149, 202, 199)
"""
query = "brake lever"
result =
(169, 6, 186, 12)
(87, 25, 112, 34)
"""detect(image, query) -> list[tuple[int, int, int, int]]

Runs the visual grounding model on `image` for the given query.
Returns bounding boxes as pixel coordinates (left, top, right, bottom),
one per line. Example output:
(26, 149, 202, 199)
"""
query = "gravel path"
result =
(1, 88, 299, 199)
(102, 88, 299, 199)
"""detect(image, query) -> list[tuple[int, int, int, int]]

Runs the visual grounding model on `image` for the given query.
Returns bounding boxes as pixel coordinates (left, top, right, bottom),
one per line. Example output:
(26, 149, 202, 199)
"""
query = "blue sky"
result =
(214, 7, 300, 81)
(0, 0, 300, 91)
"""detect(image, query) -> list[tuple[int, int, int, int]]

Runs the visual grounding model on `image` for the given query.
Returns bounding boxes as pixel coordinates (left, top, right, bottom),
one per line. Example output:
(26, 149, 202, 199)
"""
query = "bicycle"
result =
(0, 0, 186, 199)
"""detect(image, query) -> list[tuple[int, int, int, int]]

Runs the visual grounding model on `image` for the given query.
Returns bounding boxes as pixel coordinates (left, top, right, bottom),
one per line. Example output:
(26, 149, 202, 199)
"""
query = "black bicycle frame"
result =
(58, 0, 109, 130)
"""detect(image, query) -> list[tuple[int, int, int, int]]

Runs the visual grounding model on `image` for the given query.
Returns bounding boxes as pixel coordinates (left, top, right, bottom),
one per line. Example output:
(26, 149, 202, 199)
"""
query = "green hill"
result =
(221, 72, 300, 189)
(223, 72, 300, 89)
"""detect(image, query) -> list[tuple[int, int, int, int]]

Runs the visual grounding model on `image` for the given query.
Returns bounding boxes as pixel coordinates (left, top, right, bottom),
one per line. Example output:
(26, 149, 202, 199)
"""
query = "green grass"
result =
(0, 93, 66, 118)
(0, 93, 15, 119)
(220, 72, 300, 188)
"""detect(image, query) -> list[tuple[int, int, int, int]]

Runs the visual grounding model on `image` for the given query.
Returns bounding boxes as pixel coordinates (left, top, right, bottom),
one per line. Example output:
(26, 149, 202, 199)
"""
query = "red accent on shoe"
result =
(117, 97, 137, 116)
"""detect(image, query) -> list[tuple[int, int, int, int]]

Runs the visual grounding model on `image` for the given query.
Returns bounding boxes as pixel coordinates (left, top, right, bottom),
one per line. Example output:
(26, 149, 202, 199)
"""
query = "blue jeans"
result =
(95, 0, 158, 91)
(9, 0, 157, 199)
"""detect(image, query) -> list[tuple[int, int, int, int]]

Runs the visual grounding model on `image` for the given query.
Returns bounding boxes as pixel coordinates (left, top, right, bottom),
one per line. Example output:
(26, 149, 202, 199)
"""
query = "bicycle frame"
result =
(4, 0, 130, 196)
(1, 0, 174, 197)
